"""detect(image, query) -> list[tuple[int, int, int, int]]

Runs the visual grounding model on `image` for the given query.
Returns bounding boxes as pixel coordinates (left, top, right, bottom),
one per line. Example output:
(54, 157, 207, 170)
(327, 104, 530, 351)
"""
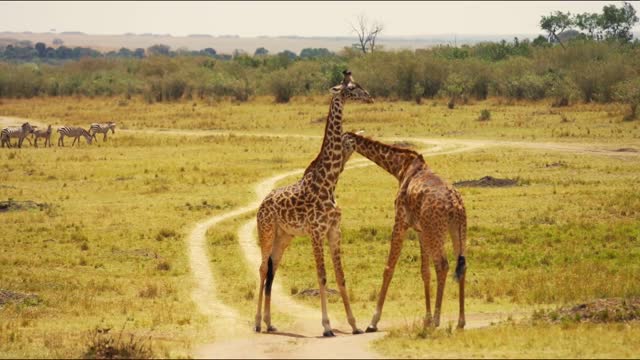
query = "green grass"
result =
(1, 97, 639, 358)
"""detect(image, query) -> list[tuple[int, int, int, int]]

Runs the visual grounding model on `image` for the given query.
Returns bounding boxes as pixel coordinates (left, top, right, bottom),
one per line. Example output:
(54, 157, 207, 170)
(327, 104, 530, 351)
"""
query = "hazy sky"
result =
(1, 1, 638, 37)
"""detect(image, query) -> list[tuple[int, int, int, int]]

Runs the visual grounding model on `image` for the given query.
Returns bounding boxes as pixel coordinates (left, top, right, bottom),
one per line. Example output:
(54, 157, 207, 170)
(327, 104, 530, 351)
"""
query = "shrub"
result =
(83, 322, 153, 359)
(478, 109, 492, 121)
(614, 77, 640, 120)
(548, 74, 581, 107)
(268, 69, 296, 103)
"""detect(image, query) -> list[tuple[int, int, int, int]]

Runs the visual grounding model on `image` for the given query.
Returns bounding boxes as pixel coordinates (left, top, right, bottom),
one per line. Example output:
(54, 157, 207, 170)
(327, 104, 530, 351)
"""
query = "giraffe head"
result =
(330, 70, 374, 103)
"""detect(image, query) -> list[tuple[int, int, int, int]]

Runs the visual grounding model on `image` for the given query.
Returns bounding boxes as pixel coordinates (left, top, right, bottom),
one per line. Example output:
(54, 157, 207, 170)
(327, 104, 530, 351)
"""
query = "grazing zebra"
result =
(57, 126, 93, 147)
(32, 125, 53, 148)
(89, 122, 116, 142)
(1, 122, 34, 148)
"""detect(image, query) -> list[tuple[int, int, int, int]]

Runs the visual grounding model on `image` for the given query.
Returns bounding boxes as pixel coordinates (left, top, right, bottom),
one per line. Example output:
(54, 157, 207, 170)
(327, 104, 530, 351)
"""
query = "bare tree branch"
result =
(350, 15, 384, 54)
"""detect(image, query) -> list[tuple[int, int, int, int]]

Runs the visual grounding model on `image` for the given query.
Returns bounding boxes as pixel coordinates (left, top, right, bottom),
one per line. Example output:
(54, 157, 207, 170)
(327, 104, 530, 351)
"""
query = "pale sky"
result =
(1, 1, 638, 37)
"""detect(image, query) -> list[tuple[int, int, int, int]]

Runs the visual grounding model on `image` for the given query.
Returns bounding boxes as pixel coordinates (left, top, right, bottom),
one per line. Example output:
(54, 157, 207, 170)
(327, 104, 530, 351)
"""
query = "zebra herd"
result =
(0, 122, 116, 148)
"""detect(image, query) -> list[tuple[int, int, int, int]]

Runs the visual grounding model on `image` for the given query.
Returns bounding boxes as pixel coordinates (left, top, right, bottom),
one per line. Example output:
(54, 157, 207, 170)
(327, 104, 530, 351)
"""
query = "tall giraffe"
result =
(342, 132, 467, 331)
(254, 71, 373, 337)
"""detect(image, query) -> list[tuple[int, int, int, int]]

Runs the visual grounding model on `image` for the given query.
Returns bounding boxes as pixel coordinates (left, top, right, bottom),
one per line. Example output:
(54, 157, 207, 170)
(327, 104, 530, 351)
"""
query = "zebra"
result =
(32, 125, 53, 148)
(57, 126, 93, 147)
(1, 122, 34, 148)
(89, 122, 116, 142)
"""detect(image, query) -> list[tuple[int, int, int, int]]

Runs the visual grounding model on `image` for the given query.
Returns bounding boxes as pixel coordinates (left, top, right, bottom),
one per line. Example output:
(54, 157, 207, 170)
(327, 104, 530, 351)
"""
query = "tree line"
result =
(0, 2, 639, 119)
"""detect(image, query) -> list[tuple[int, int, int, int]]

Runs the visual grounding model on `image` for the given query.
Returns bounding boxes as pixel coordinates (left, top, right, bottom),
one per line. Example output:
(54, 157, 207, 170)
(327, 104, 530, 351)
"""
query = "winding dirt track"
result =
(189, 134, 628, 359)
(2, 115, 638, 357)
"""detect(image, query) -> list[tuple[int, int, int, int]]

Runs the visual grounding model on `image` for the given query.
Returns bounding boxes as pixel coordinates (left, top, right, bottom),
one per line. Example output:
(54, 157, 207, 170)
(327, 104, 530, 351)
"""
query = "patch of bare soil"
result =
(0, 289, 40, 306)
(0, 199, 49, 212)
(453, 176, 518, 188)
(533, 298, 640, 323)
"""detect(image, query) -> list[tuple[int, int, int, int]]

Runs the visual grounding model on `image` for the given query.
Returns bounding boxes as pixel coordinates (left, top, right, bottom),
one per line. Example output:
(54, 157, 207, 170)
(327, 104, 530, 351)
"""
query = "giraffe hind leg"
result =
(255, 210, 275, 333)
(263, 230, 293, 332)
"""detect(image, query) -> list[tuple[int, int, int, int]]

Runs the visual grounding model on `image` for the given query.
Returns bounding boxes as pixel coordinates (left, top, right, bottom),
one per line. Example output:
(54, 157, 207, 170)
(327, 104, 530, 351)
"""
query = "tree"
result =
(147, 44, 171, 56)
(133, 48, 145, 58)
(540, 11, 573, 49)
(614, 78, 640, 120)
(574, 12, 603, 40)
(117, 47, 133, 57)
(35, 42, 46, 57)
(299, 48, 332, 59)
(600, 2, 638, 42)
(201, 47, 217, 57)
(351, 15, 384, 54)
(254, 47, 269, 56)
(278, 50, 297, 61)
(441, 72, 471, 109)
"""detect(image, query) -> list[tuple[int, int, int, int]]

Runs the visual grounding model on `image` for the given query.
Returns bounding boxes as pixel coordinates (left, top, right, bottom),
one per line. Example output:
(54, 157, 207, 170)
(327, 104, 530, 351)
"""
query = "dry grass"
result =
(0, 97, 639, 358)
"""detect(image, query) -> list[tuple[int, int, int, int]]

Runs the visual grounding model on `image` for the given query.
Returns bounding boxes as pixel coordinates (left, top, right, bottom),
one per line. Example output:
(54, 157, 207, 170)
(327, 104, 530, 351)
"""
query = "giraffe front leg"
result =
(367, 217, 407, 333)
(327, 222, 362, 334)
(311, 230, 333, 337)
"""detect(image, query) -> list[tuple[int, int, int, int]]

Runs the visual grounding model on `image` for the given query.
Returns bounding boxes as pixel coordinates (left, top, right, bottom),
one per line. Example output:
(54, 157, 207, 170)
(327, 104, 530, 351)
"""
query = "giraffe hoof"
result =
(353, 329, 364, 335)
(254, 326, 261, 333)
(365, 325, 378, 333)
(323, 330, 335, 337)
(267, 325, 277, 332)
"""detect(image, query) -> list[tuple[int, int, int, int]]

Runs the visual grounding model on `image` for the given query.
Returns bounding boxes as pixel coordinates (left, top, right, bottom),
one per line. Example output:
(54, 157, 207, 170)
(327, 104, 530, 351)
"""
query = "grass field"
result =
(1, 96, 639, 358)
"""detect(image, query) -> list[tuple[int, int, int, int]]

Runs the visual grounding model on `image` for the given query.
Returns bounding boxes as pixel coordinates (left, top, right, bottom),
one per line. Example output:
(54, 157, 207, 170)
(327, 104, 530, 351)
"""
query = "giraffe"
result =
(254, 71, 373, 337)
(341, 131, 467, 331)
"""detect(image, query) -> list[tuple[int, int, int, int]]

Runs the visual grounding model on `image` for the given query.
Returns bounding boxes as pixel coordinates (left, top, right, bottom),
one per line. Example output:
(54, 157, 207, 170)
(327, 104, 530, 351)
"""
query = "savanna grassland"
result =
(1, 96, 639, 358)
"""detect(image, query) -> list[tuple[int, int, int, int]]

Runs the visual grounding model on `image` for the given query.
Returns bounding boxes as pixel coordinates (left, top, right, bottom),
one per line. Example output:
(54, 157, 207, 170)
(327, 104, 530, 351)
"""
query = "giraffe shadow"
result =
(263, 331, 308, 339)
(263, 328, 351, 339)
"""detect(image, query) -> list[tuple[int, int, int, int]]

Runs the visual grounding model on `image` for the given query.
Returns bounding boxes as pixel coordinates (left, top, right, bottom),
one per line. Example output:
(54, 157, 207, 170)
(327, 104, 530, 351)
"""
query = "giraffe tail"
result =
(265, 257, 274, 296)
(454, 218, 466, 282)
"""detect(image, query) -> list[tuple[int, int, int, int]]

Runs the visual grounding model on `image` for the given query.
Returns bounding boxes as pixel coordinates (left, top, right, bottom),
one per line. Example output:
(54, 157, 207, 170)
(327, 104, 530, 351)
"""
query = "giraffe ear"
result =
(330, 84, 343, 94)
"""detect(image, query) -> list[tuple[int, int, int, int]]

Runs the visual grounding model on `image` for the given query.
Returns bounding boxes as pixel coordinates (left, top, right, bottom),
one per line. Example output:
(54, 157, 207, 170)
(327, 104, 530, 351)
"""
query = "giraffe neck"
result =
(347, 132, 424, 181)
(303, 94, 345, 195)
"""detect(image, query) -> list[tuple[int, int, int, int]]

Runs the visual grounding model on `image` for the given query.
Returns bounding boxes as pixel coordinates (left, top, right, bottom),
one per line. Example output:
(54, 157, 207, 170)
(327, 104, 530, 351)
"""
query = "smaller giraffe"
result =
(342, 132, 467, 331)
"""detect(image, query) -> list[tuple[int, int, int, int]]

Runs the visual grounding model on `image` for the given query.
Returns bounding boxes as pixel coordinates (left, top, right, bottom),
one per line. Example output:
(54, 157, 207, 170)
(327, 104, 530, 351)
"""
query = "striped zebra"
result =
(1, 122, 34, 148)
(89, 122, 116, 142)
(32, 125, 53, 148)
(57, 126, 93, 147)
